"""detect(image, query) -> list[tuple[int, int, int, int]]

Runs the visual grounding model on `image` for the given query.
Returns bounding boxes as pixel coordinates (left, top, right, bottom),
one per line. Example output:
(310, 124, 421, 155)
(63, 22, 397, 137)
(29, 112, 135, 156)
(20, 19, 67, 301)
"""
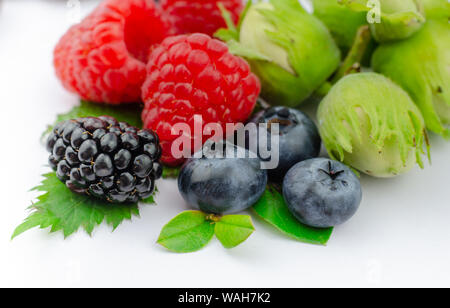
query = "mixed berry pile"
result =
(49, 0, 362, 228)
(45, 0, 448, 238)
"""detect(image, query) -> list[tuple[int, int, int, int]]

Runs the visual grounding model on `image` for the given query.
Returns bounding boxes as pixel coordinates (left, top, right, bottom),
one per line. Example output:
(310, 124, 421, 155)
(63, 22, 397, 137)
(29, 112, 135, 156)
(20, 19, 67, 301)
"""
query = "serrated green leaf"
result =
(12, 173, 142, 239)
(253, 186, 333, 246)
(157, 211, 215, 253)
(43, 100, 143, 137)
(141, 195, 156, 205)
(162, 166, 181, 179)
(214, 0, 252, 42)
(215, 215, 255, 249)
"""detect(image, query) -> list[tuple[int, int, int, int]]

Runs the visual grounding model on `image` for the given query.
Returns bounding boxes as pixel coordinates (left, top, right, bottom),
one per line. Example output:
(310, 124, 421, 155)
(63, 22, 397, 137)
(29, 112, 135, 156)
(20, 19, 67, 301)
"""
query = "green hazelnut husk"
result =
(372, 20, 450, 137)
(318, 73, 429, 178)
(216, 0, 341, 107)
(341, 0, 426, 43)
(312, 0, 367, 54)
(421, 0, 450, 20)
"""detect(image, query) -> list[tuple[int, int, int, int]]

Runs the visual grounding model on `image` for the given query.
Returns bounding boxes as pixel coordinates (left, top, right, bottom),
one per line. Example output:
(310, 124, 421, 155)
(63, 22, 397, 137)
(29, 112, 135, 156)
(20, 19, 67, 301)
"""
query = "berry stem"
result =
(332, 25, 372, 84)
(205, 214, 221, 223)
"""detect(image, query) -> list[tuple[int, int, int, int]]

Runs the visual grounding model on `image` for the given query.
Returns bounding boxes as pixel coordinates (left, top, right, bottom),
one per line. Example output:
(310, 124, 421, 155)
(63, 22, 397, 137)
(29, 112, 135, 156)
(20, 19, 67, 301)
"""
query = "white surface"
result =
(1, 0, 449, 288)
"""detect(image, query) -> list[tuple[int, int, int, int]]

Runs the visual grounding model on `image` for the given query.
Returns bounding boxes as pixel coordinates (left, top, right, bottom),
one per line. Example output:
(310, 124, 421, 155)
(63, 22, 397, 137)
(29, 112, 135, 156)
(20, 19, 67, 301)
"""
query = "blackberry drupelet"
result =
(46, 116, 163, 204)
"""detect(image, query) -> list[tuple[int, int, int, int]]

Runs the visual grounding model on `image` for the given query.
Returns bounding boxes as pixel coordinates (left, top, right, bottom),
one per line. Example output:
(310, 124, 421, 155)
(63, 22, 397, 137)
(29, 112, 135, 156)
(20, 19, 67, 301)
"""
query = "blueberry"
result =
(178, 142, 268, 215)
(283, 158, 362, 228)
(246, 107, 321, 182)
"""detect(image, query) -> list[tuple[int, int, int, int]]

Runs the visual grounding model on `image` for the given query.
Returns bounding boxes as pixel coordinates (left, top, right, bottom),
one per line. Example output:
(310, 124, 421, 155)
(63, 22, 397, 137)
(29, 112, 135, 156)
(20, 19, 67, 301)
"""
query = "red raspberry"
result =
(141, 33, 261, 166)
(54, 0, 173, 104)
(161, 0, 243, 36)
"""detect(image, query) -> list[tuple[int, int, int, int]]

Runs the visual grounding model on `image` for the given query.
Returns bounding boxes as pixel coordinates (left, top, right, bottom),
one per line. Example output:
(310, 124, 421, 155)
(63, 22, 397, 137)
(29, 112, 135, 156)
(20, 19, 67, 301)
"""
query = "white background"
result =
(0, 0, 449, 288)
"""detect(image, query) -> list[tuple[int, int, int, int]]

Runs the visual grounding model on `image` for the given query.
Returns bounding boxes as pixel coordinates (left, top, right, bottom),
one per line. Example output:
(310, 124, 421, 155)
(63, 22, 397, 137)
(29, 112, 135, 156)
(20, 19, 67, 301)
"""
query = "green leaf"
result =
(43, 100, 143, 137)
(12, 173, 142, 239)
(141, 195, 156, 205)
(162, 166, 181, 179)
(214, 1, 274, 63)
(215, 215, 255, 249)
(215, 0, 253, 42)
(157, 211, 215, 253)
(253, 186, 333, 246)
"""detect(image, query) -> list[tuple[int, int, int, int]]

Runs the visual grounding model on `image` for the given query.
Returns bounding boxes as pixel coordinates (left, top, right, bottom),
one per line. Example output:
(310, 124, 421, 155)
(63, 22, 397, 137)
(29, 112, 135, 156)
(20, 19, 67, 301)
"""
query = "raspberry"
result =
(54, 0, 173, 104)
(141, 33, 261, 166)
(161, 0, 243, 36)
(46, 116, 163, 203)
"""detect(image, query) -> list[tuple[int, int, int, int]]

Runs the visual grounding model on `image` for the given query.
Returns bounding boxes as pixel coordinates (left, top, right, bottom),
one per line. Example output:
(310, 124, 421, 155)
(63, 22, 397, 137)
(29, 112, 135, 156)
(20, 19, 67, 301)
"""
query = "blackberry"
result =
(46, 116, 163, 204)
